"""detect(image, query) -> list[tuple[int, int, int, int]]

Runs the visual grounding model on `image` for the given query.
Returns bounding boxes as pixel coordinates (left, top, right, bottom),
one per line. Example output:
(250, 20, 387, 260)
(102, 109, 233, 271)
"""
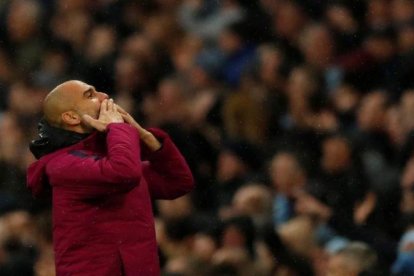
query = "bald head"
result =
(43, 80, 83, 126)
(43, 80, 108, 132)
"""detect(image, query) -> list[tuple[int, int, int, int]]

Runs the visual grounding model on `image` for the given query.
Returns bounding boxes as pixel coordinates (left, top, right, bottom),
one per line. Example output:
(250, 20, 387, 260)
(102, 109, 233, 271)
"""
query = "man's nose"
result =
(97, 92, 109, 102)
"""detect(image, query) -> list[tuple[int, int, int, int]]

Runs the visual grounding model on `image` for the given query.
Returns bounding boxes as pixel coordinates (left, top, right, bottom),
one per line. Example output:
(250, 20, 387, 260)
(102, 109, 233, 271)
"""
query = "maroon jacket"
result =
(27, 123, 194, 276)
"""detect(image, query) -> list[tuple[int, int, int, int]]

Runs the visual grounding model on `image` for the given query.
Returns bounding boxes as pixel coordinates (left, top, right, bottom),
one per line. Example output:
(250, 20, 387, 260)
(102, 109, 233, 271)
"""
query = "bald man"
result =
(27, 80, 194, 276)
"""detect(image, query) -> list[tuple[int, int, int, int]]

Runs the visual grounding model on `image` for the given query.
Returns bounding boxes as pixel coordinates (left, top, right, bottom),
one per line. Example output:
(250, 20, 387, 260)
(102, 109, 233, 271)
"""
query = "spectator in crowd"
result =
(327, 242, 379, 276)
(269, 151, 306, 226)
(392, 213, 414, 275)
(231, 183, 273, 229)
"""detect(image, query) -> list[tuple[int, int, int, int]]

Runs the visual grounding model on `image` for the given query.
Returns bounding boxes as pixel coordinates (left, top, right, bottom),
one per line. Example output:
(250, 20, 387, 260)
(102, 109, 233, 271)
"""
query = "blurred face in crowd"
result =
(325, 4, 358, 33)
(44, 80, 108, 131)
(274, 2, 306, 40)
(172, 36, 203, 73)
(258, 45, 283, 87)
(217, 151, 247, 182)
(158, 79, 184, 108)
(57, 0, 88, 12)
(7, 0, 41, 42)
(211, 247, 251, 272)
(397, 24, 414, 52)
(143, 15, 180, 50)
(300, 25, 335, 69)
(163, 256, 194, 276)
(157, 195, 193, 219)
(364, 35, 396, 62)
(0, 49, 13, 82)
(222, 225, 246, 250)
(219, 29, 242, 55)
(122, 34, 157, 64)
(321, 137, 351, 174)
(1, 211, 34, 244)
(278, 216, 315, 258)
(50, 11, 91, 51)
(385, 105, 405, 146)
(115, 55, 142, 91)
(401, 157, 414, 212)
(332, 85, 360, 114)
(287, 66, 319, 98)
(392, 0, 414, 24)
(326, 254, 359, 276)
(400, 90, 414, 133)
(86, 26, 116, 61)
(8, 82, 45, 117)
(326, 243, 377, 276)
(142, 78, 187, 126)
(0, 112, 24, 164)
(402, 158, 414, 190)
(357, 91, 387, 131)
(286, 68, 315, 126)
(287, 67, 319, 98)
(269, 152, 305, 196)
(232, 184, 272, 217)
(193, 234, 217, 262)
(189, 65, 212, 90)
(41, 49, 68, 76)
(367, 0, 390, 27)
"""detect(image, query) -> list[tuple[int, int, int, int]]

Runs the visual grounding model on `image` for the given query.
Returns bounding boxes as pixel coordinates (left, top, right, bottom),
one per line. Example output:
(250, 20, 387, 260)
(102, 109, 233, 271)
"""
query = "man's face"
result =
(69, 81, 108, 120)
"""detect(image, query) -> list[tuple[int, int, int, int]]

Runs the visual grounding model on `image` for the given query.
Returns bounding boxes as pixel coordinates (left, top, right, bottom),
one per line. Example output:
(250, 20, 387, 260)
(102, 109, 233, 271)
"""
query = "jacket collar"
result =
(29, 119, 92, 160)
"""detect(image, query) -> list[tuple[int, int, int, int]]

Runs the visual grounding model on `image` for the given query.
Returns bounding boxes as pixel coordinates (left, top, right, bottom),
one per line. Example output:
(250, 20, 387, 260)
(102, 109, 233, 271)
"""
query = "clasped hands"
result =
(83, 99, 162, 151)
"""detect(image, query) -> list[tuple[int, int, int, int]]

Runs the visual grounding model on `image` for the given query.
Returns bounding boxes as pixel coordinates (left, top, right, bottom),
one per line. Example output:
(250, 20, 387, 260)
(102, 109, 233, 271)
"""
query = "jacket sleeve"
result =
(142, 128, 194, 200)
(48, 123, 142, 199)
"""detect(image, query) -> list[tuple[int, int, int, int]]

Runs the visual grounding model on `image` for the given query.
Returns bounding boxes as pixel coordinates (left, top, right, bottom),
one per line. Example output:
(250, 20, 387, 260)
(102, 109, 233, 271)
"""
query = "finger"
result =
(101, 99, 108, 111)
(108, 98, 114, 112)
(83, 115, 104, 131)
(107, 98, 112, 111)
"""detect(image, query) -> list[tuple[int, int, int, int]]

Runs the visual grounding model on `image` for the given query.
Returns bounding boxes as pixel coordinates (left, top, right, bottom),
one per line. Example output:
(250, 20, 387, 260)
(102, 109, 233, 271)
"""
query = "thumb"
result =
(83, 115, 105, 132)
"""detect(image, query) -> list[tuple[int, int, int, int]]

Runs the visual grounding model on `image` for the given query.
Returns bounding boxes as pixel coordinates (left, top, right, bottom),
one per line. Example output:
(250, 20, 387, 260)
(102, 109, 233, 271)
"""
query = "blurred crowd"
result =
(4, 0, 414, 275)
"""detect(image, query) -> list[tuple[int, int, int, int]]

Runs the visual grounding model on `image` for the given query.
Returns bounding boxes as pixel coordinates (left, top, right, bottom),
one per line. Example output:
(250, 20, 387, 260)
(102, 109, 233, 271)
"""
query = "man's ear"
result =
(61, 111, 81, 126)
